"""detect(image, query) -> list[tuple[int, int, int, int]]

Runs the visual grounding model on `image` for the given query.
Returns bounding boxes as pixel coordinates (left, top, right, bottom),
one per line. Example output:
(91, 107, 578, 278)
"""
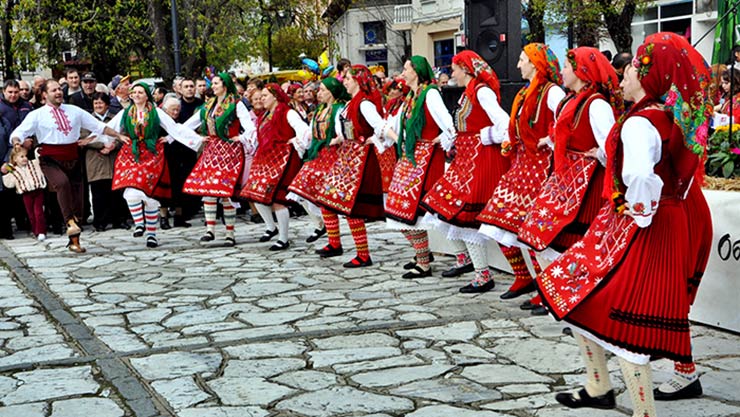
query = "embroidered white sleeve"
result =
(547, 85, 567, 113)
(426, 88, 455, 151)
(287, 109, 310, 157)
(589, 98, 616, 167)
(621, 116, 663, 228)
(236, 101, 257, 145)
(477, 87, 510, 145)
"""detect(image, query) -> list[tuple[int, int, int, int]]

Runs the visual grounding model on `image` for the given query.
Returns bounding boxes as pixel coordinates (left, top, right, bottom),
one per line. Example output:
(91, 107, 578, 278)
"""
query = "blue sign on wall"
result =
(365, 49, 388, 62)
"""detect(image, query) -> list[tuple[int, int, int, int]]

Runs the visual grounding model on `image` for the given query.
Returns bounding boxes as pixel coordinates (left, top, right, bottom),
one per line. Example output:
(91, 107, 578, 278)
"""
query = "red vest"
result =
(457, 85, 493, 134)
(420, 102, 441, 140)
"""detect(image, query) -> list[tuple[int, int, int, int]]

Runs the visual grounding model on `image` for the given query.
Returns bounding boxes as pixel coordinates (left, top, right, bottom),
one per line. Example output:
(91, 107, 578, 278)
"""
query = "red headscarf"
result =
(604, 42, 710, 202)
(258, 83, 292, 149)
(553, 47, 623, 170)
(452, 50, 501, 102)
(345, 65, 383, 135)
(510, 43, 562, 154)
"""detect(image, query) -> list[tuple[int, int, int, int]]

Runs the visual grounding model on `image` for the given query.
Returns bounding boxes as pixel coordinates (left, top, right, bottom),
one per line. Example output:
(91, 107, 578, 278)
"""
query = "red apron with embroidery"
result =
(113, 140, 170, 199)
(183, 138, 244, 197)
(288, 145, 340, 204)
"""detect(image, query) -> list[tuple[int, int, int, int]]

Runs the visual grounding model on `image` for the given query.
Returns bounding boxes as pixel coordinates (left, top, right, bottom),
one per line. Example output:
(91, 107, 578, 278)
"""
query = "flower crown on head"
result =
(633, 43, 654, 79)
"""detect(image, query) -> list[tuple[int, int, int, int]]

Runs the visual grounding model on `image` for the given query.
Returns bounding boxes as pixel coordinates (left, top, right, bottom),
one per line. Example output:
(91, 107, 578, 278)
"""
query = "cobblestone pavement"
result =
(1, 217, 739, 417)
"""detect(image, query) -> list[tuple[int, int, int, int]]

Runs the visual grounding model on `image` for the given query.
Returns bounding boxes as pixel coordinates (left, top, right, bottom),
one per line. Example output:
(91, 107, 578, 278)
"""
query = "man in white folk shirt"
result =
(10, 80, 130, 253)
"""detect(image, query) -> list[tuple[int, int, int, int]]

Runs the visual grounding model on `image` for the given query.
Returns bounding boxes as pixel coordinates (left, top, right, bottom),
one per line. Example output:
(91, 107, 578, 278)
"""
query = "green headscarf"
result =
(200, 72, 238, 141)
(398, 56, 437, 166)
(121, 82, 160, 161)
(305, 78, 349, 161)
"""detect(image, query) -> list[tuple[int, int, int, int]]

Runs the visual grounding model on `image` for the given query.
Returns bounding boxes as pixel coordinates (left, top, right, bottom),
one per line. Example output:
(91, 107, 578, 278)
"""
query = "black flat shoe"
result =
(555, 389, 616, 410)
(403, 253, 435, 270)
(173, 216, 191, 228)
(654, 379, 703, 401)
(259, 228, 278, 242)
(306, 227, 327, 243)
(530, 305, 549, 316)
(520, 300, 537, 310)
(343, 256, 373, 268)
(459, 279, 495, 294)
(224, 236, 236, 247)
(402, 265, 432, 279)
(315, 244, 344, 258)
(441, 263, 474, 277)
(200, 231, 215, 242)
(133, 226, 145, 238)
(160, 217, 172, 230)
(500, 280, 537, 299)
(269, 240, 290, 251)
(146, 236, 158, 248)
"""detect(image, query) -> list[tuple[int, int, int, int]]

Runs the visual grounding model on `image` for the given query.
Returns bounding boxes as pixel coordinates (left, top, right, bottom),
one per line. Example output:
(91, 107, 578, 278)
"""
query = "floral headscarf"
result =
(452, 50, 501, 102)
(200, 72, 240, 141)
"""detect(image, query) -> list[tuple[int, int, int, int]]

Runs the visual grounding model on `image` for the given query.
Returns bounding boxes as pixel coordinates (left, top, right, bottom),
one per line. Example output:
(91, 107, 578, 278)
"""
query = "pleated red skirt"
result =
(183, 138, 244, 198)
(288, 146, 340, 206)
(561, 199, 693, 363)
(476, 145, 552, 232)
(421, 133, 510, 228)
(113, 141, 171, 199)
(684, 181, 712, 305)
(241, 143, 301, 205)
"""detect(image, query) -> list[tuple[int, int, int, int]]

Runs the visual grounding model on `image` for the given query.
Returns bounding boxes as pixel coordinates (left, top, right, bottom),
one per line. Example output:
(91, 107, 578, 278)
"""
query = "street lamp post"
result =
(171, 0, 182, 75)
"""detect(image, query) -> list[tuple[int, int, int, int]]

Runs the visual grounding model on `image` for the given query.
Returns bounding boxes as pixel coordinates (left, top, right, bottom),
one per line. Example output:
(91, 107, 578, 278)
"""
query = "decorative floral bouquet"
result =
(707, 124, 740, 178)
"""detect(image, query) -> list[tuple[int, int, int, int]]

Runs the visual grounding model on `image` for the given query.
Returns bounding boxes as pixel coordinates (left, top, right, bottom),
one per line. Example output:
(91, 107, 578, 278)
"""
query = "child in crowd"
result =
(2, 147, 47, 241)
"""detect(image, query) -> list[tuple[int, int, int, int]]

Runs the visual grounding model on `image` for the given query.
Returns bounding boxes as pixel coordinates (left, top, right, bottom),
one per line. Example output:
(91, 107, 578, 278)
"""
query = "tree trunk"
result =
(598, 0, 636, 52)
(147, 0, 175, 81)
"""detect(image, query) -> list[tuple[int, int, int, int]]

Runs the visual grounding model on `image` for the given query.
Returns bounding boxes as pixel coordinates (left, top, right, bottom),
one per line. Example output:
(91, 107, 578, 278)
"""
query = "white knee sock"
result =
(302, 201, 324, 229)
(275, 207, 290, 243)
(466, 241, 489, 272)
(575, 334, 613, 397)
(203, 197, 218, 234)
(254, 203, 276, 231)
(619, 358, 657, 417)
(222, 198, 236, 239)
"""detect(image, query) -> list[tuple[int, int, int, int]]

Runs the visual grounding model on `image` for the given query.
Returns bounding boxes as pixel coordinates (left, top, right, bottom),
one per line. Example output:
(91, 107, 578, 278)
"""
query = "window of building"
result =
(631, 0, 692, 51)
(434, 39, 455, 73)
(363, 21, 387, 45)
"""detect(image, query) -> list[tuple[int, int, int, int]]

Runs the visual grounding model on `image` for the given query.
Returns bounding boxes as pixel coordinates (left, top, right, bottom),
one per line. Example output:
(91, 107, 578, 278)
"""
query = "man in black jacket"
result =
(69, 72, 97, 113)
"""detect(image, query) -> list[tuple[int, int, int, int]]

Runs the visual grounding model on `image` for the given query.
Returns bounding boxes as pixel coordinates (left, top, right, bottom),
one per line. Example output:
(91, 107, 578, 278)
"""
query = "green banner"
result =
(713, 0, 740, 65)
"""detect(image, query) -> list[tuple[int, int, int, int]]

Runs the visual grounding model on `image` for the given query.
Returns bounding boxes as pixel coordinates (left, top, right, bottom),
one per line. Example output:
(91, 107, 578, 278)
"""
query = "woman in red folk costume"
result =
(313, 65, 386, 268)
(383, 77, 410, 117)
(476, 43, 565, 303)
(518, 47, 622, 261)
(382, 56, 453, 279)
(421, 51, 511, 292)
(644, 31, 714, 403)
(287, 77, 350, 243)
(536, 42, 711, 417)
(241, 83, 309, 250)
(182, 72, 256, 246)
(109, 82, 202, 248)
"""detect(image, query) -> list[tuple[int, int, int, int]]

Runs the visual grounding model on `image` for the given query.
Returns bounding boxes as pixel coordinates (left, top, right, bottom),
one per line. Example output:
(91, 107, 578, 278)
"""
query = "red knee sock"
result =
(501, 246, 533, 291)
(347, 217, 369, 260)
(528, 249, 543, 275)
(321, 209, 341, 248)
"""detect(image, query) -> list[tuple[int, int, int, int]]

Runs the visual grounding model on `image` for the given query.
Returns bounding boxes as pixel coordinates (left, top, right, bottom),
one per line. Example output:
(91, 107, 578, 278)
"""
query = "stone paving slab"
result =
(2, 217, 740, 416)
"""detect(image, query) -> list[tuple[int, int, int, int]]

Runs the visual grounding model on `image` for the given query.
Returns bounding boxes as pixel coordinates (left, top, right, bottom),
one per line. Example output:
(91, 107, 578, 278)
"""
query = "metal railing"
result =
(394, 4, 413, 24)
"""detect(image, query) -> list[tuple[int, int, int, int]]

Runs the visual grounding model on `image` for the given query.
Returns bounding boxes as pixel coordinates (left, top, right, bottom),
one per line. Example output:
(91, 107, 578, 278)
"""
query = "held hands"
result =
(432, 135, 441, 144)
(537, 137, 550, 149)
(1, 163, 11, 174)
(330, 136, 344, 146)
(117, 134, 131, 145)
(13, 138, 33, 150)
(77, 136, 96, 147)
(100, 141, 117, 155)
(584, 147, 599, 160)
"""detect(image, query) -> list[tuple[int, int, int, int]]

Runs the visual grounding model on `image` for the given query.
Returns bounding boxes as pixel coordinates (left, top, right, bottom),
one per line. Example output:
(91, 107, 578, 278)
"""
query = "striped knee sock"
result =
(127, 202, 144, 228)
(203, 198, 218, 234)
(144, 209, 159, 238)
(223, 200, 236, 238)
(501, 246, 533, 291)
(402, 230, 430, 268)
(347, 217, 369, 260)
(322, 209, 341, 248)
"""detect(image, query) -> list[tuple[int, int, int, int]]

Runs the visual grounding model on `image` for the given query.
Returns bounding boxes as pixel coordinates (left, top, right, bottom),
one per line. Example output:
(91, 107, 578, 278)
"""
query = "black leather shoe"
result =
(133, 225, 145, 238)
(555, 388, 616, 410)
(315, 244, 344, 258)
(500, 280, 537, 299)
(343, 256, 373, 268)
(146, 236, 158, 248)
(160, 216, 172, 230)
(520, 300, 537, 310)
(459, 279, 495, 294)
(654, 379, 703, 401)
(269, 240, 290, 251)
(402, 265, 432, 279)
(200, 231, 215, 242)
(173, 216, 191, 228)
(224, 236, 236, 247)
(306, 227, 327, 243)
(403, 254, 435, 270)
(259, 228, 278, 242)
(530, 305, 549, 316)
(441, 263, 474, 277)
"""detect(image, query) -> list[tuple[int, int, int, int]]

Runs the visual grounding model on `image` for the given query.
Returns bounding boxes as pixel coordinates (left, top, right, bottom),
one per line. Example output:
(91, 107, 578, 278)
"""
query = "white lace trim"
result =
(446, 224, 488, 246)
(478, 224, 520, 247)
(386, 216, 428, 231)
(570, 325, 650, 365)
